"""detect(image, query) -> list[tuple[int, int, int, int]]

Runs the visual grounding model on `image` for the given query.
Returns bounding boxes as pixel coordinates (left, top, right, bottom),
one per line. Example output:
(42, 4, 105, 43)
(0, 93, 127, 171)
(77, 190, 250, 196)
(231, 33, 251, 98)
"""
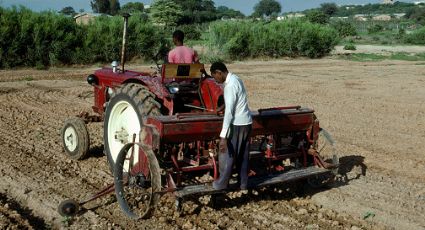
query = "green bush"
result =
(208, 19, 339, 59)
(368, 24, 384, 34)
(83, 16, 169, 63)
(305, 10, 330, 24)
(331, 20, 357, 37)
(404, 27, 425, 45)
(396, 28, 405, 40)
(344, 43, 356, 50)
(0, 7, 169, 68)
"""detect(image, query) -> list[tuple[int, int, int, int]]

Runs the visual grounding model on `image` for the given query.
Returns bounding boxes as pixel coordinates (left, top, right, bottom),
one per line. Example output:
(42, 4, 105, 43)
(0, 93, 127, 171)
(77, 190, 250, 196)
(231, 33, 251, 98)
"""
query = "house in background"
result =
(373, 14, 391, 21)
(73, 13, 104, 25)
(382, 0, 395, 4)
(354, 14, 369, 21)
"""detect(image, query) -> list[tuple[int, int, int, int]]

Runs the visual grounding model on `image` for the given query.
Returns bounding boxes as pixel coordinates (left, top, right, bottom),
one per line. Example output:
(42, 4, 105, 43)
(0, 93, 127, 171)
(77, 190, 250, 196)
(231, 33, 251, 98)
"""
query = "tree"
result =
(216, 6, 245, 19)
(90, 0, 120, 15)
(59, 6, 76, 16)
(172, 0, 217, 24)
(121, 2, 144, 13)
(253, 0, 281, 17)
(91, 0, 110, 14)
(306, 10, 330, 24)
(320, 2, 338, 16)
(150, 0, 183, 27)
(406, 7, 425, 25)
(110, 0, 121, 15)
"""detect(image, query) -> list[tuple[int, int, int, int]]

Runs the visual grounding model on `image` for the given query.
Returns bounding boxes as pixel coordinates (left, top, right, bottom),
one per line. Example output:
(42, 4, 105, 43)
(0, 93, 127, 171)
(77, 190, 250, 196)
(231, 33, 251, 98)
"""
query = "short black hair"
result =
(210, 62, 228, 73)
(173, 30, 184, 42)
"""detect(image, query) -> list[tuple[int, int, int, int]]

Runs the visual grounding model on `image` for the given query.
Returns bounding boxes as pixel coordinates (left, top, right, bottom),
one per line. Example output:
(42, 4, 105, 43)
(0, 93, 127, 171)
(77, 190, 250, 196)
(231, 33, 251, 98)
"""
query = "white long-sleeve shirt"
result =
(220, 72, 252, 138)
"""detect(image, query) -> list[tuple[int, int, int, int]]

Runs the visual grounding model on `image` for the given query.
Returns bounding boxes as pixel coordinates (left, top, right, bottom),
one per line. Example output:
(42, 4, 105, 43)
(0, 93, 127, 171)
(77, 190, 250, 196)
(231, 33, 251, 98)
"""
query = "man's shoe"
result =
(240, 189, 248, 195)
(212, 181, 227, 190)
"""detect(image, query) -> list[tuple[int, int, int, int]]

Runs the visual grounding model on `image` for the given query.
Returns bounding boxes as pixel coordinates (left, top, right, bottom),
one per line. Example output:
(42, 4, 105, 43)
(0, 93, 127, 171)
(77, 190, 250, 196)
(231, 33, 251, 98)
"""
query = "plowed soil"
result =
(0, 58, 424, 229)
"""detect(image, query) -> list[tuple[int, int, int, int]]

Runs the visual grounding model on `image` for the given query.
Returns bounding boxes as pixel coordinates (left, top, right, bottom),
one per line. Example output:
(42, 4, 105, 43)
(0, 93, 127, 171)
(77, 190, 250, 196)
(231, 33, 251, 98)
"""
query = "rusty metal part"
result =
(308, 148, 339, 169)
(175, 166, 330, 198)
(78, 183, 115, 206)
(121, 13, 130, 72)
(77, 111, 102, 123)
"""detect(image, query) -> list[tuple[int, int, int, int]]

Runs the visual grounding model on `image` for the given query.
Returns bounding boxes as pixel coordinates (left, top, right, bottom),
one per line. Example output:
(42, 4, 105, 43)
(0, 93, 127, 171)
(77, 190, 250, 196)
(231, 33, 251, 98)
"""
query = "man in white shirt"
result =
(210, 62, 252, 190)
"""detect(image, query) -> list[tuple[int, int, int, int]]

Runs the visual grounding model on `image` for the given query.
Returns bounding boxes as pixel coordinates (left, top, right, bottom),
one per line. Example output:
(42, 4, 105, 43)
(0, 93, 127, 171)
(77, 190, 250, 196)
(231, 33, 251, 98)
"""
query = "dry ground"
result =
(0, 57, 424, 229)
(333, 44, 425, 54)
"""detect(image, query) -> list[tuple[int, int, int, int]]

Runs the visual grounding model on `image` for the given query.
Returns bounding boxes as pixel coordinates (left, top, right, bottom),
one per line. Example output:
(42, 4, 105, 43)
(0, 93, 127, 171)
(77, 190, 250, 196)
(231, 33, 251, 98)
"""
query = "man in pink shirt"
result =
(168, 30, 199, 64)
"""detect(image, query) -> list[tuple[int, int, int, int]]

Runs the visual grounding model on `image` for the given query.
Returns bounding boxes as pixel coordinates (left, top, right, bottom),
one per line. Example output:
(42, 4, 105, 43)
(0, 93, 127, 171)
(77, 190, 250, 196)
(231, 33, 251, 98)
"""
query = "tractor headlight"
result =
(169, 86, 179, 94)
(87, 74, 98, 85)
(168, 82, 180, 94)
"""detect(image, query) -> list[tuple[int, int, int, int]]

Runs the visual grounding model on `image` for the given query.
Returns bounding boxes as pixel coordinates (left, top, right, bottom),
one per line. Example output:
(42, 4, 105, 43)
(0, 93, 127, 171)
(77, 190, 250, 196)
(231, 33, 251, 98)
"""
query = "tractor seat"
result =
(161, 63, 205, 81)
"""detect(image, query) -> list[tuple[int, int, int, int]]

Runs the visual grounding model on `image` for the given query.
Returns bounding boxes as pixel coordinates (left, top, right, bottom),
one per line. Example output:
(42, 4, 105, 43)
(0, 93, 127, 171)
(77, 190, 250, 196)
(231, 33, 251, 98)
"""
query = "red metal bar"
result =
(79, 183, 115, 206)
(212, 156, 218, 180)
(170, 154, 182, 186)
(258, 106, 301, 114)
(179, 163, 214, 172)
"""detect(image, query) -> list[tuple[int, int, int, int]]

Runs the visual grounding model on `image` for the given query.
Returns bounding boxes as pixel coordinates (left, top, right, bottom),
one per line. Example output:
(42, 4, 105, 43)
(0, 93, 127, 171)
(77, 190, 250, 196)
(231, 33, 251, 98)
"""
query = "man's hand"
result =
(219, 138, 227, 154)
(217, 104, 225, 116)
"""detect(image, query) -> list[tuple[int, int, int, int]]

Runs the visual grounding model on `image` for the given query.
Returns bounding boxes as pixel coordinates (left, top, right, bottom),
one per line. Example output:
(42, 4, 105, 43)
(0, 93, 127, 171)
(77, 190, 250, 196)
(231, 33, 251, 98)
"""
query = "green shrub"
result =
(331, 20, 357, 37)
(0, 7, 169, 68)
(344, 43, 356, 50)
(0, 7, 85, 68)
(305, 10, 330, 24)
(404, 27, 425, 45)
(208, 19, 339, 59)
(224, 30, 251, 59)
(368, 24, 384, 34)
(396, 28, 405, 40)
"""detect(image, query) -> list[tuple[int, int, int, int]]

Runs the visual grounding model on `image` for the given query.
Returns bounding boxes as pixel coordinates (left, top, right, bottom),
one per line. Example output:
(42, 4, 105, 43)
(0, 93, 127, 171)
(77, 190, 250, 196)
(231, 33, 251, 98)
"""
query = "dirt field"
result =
(0, 58, 424, 229)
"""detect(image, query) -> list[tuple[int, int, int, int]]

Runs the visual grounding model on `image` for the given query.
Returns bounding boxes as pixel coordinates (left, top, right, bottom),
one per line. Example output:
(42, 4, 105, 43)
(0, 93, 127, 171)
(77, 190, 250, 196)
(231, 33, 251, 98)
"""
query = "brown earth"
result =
(0, 58, 424, 229)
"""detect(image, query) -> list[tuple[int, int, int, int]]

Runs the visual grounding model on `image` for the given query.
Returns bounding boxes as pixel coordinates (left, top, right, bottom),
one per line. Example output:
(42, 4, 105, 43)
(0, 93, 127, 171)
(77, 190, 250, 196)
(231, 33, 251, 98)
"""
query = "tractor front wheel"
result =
(61, 117, 90, 160)
(58, 199, 79, 217)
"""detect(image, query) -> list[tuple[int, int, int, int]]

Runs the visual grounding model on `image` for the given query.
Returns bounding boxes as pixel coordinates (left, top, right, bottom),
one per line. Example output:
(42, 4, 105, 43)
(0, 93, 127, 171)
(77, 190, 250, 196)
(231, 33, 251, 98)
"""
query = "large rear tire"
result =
(114, 143, 161, 219)
(103, 83, 161, 172)
(61, 117, 90, 160)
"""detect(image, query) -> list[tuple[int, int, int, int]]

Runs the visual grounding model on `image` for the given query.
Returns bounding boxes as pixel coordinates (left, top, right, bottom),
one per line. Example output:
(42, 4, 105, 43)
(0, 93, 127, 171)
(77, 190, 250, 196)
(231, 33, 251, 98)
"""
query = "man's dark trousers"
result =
(213, 124, 252, 190)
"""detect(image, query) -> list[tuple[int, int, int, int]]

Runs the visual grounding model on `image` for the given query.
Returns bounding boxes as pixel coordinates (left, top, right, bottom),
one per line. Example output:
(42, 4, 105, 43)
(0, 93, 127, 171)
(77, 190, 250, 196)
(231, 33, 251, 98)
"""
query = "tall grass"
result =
(207, 19, 340, 59)
(0, 7, 169, 68)
(0, 7, 85, 68)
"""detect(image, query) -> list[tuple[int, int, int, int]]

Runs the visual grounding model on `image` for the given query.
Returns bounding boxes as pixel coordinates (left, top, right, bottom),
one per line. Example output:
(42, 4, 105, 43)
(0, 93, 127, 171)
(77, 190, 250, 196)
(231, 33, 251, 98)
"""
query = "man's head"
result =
(210, 62, 228, 83)
(172, 30, 184, 46)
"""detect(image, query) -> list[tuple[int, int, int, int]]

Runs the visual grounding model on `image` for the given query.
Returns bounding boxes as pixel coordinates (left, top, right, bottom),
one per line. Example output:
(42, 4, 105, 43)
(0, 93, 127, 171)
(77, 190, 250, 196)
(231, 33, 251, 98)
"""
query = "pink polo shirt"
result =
(168, 46, 199, 64)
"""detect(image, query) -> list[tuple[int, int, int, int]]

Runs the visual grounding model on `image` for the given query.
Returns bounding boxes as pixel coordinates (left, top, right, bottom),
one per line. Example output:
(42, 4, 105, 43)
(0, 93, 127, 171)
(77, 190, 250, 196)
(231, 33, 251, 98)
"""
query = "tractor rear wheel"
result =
(114, 143, 161, 219)
(104, 83, 160, 172)
(61, 117, 90, 160)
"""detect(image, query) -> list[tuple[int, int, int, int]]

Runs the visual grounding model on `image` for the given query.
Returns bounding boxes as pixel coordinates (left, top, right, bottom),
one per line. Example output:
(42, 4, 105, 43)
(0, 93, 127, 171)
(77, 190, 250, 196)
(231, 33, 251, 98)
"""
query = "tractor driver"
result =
(210, 62, 252, 191)
(168, 30, 199, 64)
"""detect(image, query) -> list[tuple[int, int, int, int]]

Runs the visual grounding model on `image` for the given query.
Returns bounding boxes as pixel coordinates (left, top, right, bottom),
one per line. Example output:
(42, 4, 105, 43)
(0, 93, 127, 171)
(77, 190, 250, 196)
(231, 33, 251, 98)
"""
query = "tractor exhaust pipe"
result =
(121, 13, 130, 73)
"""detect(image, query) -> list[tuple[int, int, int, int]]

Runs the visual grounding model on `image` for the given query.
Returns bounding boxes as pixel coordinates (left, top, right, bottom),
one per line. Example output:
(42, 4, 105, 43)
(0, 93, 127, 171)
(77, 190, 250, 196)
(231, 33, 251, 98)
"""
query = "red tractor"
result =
(59, 15, 338, 219)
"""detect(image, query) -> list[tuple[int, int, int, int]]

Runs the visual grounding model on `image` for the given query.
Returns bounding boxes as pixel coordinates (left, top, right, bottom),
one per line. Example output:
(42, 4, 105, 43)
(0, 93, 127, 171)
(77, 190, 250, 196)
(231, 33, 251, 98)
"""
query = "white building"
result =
(382, 0, 395, 4)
